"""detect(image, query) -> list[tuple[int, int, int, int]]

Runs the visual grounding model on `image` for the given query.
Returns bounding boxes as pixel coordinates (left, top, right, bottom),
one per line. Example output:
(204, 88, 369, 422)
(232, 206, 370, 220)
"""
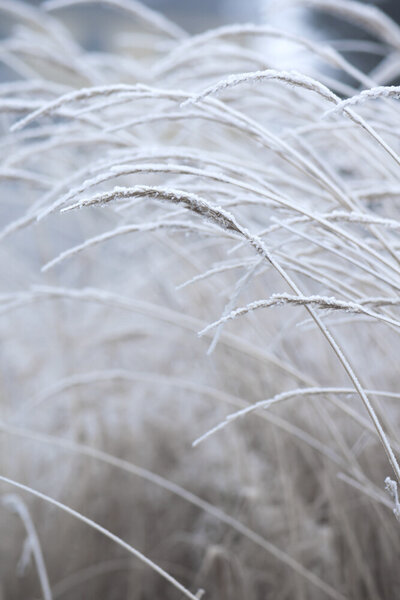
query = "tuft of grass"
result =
(1, 0, 400, 598)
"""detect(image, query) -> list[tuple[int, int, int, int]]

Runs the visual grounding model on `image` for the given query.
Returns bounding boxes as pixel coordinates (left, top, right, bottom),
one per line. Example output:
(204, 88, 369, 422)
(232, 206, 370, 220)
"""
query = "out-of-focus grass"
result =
(1, 1, 400, 599)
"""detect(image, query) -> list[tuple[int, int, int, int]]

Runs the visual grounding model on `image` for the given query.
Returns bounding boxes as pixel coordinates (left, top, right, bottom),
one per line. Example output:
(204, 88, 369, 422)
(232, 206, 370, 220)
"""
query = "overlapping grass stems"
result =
(1, 0, 400, 598)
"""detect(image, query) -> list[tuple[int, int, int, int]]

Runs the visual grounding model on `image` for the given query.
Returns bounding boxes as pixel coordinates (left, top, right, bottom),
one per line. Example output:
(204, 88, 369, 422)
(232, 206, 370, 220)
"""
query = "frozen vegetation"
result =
(1, 0, 400, 598)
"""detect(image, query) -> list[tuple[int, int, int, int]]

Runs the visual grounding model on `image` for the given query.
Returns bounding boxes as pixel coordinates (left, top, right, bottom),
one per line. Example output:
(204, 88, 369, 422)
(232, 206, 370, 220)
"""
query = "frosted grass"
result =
(2, 0, 400, 598)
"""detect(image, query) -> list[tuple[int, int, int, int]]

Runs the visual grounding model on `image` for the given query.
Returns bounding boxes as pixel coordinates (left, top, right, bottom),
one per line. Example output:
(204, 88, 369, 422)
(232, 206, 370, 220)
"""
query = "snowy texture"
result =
(1, 0, 400, 599)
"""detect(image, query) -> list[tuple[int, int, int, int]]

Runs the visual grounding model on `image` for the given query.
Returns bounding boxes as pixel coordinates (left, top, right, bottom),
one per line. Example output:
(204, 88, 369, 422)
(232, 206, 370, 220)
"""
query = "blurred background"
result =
(16, 0, 400, 33)
(3, 0, 398, 79)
